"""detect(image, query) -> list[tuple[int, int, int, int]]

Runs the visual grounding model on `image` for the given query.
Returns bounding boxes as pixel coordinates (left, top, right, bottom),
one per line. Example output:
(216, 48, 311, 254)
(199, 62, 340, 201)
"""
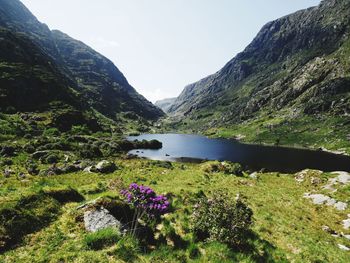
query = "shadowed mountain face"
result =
(0, 0, 163, 120)
(169, 0, 350, 124)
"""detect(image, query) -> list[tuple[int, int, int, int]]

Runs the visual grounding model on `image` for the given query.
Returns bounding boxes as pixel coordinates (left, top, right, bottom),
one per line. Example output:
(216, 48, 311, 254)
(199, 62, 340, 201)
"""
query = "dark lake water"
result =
(127, 134, 350, 173)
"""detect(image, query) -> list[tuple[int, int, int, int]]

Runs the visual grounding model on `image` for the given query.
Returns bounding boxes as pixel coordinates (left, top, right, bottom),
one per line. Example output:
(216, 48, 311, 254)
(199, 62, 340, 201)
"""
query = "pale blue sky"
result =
(21, 0, 320, 102)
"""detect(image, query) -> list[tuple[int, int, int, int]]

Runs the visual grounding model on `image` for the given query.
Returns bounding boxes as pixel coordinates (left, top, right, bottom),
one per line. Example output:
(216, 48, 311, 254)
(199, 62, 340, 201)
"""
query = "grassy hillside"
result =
(0, 158, 349, 262)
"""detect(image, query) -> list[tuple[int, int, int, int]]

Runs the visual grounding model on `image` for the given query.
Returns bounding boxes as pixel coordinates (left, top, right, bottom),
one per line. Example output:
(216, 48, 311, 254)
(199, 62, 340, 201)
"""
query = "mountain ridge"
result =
(166, 0, 350, 153)
(0, 0, 163, 129)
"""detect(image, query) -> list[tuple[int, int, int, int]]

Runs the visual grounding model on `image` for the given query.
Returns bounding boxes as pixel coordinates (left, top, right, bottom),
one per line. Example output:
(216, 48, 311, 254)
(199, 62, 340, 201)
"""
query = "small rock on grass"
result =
(338, 244, 350, 251)
(84, 207, 121, 233)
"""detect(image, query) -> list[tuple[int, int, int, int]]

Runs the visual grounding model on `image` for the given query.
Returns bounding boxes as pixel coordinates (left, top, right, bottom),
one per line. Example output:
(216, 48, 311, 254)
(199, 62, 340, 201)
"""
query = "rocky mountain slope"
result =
(168, 0, 350, 140)
(0, 0, 163, 129)
(154, 97, 176, 113)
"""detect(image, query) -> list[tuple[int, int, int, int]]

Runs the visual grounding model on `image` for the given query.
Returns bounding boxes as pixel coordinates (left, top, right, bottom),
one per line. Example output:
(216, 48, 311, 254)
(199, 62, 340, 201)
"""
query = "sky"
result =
(21, 0, 321, 102)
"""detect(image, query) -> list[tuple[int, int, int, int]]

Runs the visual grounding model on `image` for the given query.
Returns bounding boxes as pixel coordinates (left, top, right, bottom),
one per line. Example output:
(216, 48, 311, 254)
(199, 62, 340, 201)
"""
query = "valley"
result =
(1, 0, 350, 262)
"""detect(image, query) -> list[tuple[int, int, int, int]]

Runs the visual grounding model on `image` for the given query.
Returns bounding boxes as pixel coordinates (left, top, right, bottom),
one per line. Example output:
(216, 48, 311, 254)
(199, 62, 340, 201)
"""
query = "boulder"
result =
(94, 160, 117, 174)
(84, 207, 121, 233)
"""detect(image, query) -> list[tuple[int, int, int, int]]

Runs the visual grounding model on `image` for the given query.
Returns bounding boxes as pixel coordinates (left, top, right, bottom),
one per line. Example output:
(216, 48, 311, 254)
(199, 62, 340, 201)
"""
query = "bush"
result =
(133, 139, 163, 150)
(70, 125, 90, 135)
(191, 191, 253, 247)
(78, 144, 103, 159)
(43, 128, 60, 137)
(202, 161, 243, 176)
(44, 153, 59, 164)
(84, 227, 120, 250)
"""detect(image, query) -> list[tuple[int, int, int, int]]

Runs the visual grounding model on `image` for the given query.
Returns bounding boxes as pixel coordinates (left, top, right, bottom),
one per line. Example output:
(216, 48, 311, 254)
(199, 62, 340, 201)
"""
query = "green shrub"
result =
(43, 128, 60, 137)
(70, 125, 90, 135)
(44, 153, 59, 164)
(78, 144, 103, 159)
(133, 139, 163, 150)
(202, 161, 243, 175)
(191, 191, 253, 247)
(84, 227, 120, 250)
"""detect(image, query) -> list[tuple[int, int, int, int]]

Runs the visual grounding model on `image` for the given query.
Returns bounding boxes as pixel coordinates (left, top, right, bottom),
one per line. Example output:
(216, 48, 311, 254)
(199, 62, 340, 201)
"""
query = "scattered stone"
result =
(323, 171, 350, 192)
(3, 168, 13, 178)
(322, 225, 338, 236)
(343, 234, 350, 240)
(334, 202, 348, 211)
(94, 160, 117, 174)
(342, 215, 350, 230)
(338, 244, 350, 251)
(83, 166, 94, 173)
(59, 164, 80, 174)
(303, 193, 347, 211)
(310, 177, 322, 185)
(84, 207, 121, 233)
(249, 172, 258, 179)
(331, 171, 350, 185)
(18, 172, 26, 180)
(295, 169, 323, 183)
(27, 164, 39, 176)
(42, 164, 61, 176)
(233, 134, 246, 141)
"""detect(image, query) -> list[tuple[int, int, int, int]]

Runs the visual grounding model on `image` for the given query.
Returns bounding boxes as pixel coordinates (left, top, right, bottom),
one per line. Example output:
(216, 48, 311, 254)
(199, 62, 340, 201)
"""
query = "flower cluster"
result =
(121, 183, 169, 216)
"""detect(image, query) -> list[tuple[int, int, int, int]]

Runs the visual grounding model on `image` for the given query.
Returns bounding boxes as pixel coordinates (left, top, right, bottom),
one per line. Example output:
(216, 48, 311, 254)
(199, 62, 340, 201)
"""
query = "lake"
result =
(127, 134, 350, 173)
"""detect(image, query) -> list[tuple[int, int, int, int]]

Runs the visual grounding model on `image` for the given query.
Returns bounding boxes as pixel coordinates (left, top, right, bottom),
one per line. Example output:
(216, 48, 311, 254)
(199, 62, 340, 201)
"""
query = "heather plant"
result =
(121, 183, 170, 236)
(191, 191, 253, 247)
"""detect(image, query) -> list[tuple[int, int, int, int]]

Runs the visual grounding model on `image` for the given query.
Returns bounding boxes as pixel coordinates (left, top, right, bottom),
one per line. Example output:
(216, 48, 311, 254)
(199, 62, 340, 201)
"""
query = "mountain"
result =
(51, 30, 163, 120)
(154, 97, 176, 113)
(167, 0, 350, 151)
(0, 0, 163, 130)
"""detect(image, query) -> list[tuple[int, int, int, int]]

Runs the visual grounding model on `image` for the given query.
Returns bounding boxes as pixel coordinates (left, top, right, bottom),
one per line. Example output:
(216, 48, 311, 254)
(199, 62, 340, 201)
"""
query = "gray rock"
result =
(342, 216, 350, 230)
(303, 193, 347, 211)
(84, 207, 121, 233)
(83, 166, 94, 173)
(338, 244, 350, 251)
(331, 171, 350, 185)
(334, 202, 348, 211)
(249, 172, 258, 179)
(95, 160, 117, 174)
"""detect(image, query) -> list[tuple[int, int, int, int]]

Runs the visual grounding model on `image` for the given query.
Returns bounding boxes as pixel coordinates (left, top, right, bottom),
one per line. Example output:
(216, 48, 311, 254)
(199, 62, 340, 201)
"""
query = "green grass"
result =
(0, 159, 349, 262)
(83, 228, 121, 250)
